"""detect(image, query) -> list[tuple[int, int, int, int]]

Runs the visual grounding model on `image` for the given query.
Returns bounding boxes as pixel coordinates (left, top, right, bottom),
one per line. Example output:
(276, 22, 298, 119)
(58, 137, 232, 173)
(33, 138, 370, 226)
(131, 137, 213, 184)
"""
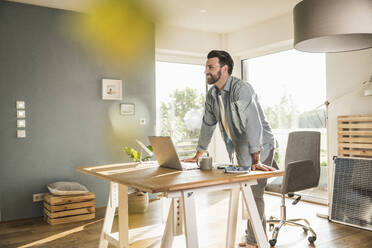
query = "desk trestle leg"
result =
(182, 190, 199, 248)
(161, 199, 175, 248)
(99, 182, 129, 248)
(161, 197, 184, 248)
(173, 198, 184, 235)
(241, 183, 270, 248)
(118, 184, 129, 248)
(99, 182, 117, 248)
(226, 188, 240, 248)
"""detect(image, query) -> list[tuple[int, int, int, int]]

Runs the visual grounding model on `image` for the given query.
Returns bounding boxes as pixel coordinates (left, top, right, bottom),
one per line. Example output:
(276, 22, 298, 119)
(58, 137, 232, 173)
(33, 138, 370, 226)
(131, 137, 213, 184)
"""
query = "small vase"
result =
(128, 191, 149, 213)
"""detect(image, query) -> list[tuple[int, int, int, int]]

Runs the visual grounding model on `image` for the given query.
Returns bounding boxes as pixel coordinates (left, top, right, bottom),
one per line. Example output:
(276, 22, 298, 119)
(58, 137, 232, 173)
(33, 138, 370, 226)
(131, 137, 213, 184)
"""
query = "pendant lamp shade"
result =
(294, 0, 372, 53)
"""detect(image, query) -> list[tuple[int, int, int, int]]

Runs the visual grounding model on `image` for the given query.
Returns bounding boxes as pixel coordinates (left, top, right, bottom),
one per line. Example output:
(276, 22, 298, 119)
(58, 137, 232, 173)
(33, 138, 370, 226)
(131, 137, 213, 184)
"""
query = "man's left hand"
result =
(251, 163, 275, 171)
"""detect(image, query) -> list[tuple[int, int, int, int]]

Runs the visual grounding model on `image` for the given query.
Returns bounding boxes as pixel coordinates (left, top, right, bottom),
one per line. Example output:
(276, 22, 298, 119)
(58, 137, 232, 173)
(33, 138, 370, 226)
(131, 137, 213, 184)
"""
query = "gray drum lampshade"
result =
(294, 0, 372, 53)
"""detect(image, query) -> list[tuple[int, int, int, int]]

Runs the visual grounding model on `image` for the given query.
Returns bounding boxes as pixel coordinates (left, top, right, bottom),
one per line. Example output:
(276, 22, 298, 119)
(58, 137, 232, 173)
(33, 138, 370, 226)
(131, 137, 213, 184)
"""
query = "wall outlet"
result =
(33, 193, 46, 202)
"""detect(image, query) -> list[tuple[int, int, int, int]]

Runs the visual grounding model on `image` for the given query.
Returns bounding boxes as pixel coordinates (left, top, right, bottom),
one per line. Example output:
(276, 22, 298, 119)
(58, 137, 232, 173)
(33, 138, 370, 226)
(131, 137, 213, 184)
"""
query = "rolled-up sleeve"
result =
(234, 84, 263, 154)
(196, 96, 217, 152)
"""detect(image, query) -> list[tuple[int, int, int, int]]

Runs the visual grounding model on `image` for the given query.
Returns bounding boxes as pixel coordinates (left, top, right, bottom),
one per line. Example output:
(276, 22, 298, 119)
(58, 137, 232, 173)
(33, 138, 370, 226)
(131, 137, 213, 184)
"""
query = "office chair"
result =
(265, 131, 321, 246)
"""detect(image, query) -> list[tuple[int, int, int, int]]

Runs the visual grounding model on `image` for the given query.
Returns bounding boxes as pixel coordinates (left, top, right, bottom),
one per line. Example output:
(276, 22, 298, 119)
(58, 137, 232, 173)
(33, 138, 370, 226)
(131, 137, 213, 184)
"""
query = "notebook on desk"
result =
(148, 136, 199, 171)
(224, 166, 251, 174)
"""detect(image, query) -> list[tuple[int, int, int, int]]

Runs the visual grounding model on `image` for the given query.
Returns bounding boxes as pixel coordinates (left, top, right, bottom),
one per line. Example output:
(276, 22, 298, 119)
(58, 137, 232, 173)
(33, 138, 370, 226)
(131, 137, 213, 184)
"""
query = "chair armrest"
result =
(282, 159, 319, 194)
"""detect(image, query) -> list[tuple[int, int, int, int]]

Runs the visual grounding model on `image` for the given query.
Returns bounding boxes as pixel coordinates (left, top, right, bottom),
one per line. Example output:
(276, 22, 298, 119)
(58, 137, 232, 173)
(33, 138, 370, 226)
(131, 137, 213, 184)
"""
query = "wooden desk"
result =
(77, 162, 283, 248)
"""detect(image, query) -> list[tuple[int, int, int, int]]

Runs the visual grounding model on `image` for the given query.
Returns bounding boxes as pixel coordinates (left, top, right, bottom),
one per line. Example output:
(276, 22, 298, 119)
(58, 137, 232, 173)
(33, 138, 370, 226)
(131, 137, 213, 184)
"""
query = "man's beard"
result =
(206, 70, 221, 85)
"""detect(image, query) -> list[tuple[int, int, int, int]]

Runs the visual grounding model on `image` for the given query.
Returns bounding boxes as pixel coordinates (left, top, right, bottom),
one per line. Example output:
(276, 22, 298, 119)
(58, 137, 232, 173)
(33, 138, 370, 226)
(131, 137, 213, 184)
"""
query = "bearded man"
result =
(182, 50, 276, 248)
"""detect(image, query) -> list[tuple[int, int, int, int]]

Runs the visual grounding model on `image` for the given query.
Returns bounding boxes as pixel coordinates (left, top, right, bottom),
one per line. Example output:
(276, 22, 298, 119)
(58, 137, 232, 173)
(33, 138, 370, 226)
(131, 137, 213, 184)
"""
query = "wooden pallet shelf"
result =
(338, 115, 372, 158)
(43, 193, 95, 225)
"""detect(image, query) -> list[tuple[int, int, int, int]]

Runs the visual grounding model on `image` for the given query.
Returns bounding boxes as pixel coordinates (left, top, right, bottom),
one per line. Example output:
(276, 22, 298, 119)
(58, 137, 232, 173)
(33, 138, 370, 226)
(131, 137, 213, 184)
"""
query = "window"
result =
(242, 49, 328, 202)
(156, 61, 206, 157)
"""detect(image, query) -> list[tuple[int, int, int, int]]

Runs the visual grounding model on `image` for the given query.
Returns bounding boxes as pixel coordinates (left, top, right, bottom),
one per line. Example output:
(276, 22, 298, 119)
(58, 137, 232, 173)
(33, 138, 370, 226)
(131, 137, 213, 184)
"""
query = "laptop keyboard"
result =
(180, 162, 199, 170)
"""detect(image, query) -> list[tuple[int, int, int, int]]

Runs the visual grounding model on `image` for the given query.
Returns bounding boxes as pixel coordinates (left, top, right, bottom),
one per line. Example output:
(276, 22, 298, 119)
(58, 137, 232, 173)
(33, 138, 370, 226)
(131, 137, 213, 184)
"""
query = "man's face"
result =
(205, 57, 222, 85)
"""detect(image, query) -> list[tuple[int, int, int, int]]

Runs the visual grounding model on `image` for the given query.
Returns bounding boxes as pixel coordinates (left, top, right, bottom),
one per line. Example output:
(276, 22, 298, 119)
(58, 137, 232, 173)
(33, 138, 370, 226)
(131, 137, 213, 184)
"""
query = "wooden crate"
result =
(338, 115, 372, 158)
(43, 192, 95, 225)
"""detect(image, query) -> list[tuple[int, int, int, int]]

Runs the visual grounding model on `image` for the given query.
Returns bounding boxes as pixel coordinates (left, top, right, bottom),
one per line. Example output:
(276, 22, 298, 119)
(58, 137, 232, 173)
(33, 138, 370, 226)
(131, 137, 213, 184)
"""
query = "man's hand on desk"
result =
(251, 163, 276, 171)
(181, 151, 203, 163)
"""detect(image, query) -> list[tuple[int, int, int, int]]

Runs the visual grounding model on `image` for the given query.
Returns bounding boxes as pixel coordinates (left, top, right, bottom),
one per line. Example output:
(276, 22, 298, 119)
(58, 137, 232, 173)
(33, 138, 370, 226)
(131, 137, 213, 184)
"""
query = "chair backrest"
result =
(283, 131, 321, 193)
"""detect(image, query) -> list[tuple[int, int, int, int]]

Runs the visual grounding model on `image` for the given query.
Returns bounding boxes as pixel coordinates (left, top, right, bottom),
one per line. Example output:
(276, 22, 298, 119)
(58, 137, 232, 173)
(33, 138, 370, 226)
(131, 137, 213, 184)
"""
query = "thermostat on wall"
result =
(364, 89, 372, 96)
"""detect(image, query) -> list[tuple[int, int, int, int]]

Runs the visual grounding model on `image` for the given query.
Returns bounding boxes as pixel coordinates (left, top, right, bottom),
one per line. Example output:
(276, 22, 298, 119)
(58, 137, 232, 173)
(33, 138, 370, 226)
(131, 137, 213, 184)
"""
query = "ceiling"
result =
(9, 0, 301, 33)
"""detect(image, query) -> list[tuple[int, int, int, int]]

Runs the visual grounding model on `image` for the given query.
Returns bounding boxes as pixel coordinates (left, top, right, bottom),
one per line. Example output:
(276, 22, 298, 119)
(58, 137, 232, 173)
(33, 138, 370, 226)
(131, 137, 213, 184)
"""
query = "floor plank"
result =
(0, 192, 371, 248)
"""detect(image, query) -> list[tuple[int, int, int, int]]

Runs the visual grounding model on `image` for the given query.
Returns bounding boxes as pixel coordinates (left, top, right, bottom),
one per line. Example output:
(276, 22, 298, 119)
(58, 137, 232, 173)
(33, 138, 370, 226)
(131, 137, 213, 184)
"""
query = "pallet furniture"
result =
(43, 193, 95, 225)
(77, 162, 283, 248)
(338, 115, 372, 158)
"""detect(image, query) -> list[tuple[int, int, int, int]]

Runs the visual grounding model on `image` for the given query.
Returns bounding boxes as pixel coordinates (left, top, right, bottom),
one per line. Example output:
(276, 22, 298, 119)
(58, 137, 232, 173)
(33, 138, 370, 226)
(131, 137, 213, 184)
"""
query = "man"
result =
(182, 50, 276, 248)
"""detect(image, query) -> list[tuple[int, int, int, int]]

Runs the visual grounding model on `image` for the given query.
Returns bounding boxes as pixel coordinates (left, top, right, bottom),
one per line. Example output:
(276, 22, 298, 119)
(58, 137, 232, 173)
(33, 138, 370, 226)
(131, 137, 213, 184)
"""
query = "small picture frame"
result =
(102, 79, 122, 100)
(120, 103, 135, 116)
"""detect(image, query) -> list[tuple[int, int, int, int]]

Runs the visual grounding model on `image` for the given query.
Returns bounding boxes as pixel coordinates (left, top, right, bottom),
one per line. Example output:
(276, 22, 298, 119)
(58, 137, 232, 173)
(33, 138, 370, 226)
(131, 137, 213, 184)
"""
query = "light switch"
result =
(16, 101, 25, 109)
(17, 130, 26, 138)
(17, 119, 26, 128)
(17, 110, 25, 118)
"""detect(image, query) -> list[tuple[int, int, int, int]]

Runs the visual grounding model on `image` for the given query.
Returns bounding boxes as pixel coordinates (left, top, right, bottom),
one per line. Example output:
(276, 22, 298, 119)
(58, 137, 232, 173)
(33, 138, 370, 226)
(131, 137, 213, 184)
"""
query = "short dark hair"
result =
(207, 50, 234, 75)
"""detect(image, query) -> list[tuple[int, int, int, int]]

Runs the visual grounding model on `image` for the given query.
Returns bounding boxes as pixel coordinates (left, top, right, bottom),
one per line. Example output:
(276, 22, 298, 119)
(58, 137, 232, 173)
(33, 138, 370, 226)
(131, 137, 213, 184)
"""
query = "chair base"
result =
(267, 217, 317, 246)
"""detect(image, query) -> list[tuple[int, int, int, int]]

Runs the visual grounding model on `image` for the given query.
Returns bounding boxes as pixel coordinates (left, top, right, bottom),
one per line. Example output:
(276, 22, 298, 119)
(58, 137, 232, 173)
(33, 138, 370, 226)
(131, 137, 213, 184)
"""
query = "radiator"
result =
(330, 157, 372, 230)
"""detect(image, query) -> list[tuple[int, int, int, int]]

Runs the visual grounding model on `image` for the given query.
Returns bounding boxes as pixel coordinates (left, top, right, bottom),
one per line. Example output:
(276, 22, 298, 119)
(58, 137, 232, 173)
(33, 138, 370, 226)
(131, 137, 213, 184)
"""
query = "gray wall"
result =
(0, 2, 156, 221)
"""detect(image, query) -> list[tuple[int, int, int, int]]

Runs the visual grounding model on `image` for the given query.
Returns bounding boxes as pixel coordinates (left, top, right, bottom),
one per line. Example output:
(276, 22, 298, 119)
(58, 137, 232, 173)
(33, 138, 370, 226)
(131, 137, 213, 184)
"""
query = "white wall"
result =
(155, 25, 221, 65)
(155, 12, 294, 60)
(326, 48, 372, 179)
(228, 12, 293, 58)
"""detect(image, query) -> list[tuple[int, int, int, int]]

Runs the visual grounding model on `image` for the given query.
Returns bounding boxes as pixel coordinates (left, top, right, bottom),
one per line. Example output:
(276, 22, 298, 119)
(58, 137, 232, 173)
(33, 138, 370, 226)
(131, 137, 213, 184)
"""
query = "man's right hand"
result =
(181, 157, 198, 163)
(181, 151, 204, 163)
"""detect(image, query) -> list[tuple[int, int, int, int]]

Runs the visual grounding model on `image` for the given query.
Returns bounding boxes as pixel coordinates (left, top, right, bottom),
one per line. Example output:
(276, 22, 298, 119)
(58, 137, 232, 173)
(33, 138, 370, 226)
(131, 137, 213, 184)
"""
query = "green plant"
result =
(274, 150, 280, 164)
(123, 145, 156, 201)
(320, 161, 328, 167)
(123, 145, 153, 162)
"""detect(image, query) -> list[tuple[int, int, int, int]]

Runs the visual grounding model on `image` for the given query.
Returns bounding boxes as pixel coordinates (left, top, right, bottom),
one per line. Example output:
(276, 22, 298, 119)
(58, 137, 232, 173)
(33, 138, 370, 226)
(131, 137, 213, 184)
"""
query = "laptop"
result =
(148, 136, 199, 170)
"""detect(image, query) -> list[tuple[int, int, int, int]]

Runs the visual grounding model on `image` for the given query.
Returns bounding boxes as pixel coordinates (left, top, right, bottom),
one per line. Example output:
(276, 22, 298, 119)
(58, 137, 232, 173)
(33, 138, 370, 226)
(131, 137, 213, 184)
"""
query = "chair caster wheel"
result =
(308, 236, 316, 243)
(269, 224, 274, 231)
(269, 239, 277, 246)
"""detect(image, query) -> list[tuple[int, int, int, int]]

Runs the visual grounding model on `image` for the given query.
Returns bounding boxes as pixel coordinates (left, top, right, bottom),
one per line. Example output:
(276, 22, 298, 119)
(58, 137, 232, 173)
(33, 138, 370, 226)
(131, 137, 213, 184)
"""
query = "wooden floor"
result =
(0, 191, 371, 248)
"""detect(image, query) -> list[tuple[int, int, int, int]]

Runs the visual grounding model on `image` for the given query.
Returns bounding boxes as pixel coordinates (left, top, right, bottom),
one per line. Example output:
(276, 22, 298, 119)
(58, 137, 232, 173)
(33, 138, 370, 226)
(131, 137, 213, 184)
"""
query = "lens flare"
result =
(72, 0, 158, 63)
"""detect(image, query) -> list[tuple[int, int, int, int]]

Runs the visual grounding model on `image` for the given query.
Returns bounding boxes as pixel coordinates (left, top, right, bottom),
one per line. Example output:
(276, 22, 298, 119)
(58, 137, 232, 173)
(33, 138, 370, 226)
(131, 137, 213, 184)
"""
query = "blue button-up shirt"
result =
(197, 76, 275, 167)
